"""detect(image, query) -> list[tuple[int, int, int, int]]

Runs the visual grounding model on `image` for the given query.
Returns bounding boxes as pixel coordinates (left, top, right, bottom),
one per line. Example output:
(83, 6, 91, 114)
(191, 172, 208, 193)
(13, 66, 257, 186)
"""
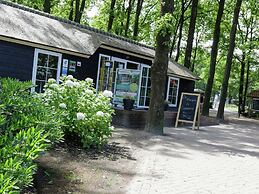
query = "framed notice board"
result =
(175, 92, 201, 130)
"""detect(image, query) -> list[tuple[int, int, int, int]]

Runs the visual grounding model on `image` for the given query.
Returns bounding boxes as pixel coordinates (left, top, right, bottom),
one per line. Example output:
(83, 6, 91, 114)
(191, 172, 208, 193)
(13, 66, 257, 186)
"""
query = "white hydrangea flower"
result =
(73, 82, 80, 87)
(109, 126, 115, 131)
(85, 89, 94, 95)
(67, 75, 73, 80)
(76, 112, 85, 120)
(96, 111, 104, 117)
(103, 90, 113, 98)
(49, 83, 58, 89)
(48, 78, 56, 83)
(85, 78, 93, 84)
(59, 103, 67, 109)
(65, 80, 75, 87)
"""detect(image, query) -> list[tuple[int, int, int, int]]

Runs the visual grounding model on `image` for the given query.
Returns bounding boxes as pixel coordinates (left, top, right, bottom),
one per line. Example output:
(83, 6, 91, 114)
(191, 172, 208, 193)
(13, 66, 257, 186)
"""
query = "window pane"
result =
(47, 68, 57, 79)
(36, 66, 47, 80)
(127, 62, 138, 69)
(48, 55, 59, 69)
(37, 53, 48, 67)
(35, 80, 45, 93)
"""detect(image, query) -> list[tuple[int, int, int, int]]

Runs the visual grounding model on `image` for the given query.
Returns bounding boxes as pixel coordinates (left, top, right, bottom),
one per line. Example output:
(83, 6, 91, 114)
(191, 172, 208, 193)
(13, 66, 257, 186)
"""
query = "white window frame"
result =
(32, 48, 62, 92)
(166, 76, 180, 107)
(137, 64, 151, 108)
(96, 54, 111, 91)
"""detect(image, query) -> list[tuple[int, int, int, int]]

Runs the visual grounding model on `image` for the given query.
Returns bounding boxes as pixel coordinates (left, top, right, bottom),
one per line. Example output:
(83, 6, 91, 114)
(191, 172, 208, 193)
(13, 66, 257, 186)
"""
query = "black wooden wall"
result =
(0, 40, 34, 81)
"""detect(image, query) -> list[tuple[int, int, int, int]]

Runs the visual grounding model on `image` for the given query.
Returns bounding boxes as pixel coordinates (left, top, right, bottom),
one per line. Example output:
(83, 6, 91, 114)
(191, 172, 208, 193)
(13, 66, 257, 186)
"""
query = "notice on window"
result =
(62, 59, 68, 76)
(113, 69, 141, 106)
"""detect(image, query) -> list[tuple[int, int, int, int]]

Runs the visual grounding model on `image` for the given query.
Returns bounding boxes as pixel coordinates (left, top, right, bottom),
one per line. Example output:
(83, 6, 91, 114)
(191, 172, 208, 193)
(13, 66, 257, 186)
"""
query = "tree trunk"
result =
(74, 0, 86, 23)
(175, 1, 185, 62)
(145, 0, 174, 134)
(202, 0, 225, 116)
(183, 0, 198, 69)
(191, 31, 199, 72)
(238, 54, 246, 116)
(74, 0, 80, 22)
(69, 0, 74, 21)
(43, 0, 51, 13)
(125, 0, 135, 37)
(169, 17, 181, 58)
(217, 0, 242, 120)
(243, 60, 250, 111)
(107, 0, 116, 32)
(133, 0, 144, 40)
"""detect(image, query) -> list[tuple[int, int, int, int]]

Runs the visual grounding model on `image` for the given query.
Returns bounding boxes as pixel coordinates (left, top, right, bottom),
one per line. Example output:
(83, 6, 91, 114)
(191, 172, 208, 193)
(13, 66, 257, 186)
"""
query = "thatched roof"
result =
(0, 1, 199, 81)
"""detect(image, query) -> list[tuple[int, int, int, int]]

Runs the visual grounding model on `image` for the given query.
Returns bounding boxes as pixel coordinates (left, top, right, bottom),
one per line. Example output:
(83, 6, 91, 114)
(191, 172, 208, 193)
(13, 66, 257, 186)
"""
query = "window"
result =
(32, 49, 62, 92)
(166, 77, 180, 107)
(96, 54, 111, 91)
(138, 65, 151, 107)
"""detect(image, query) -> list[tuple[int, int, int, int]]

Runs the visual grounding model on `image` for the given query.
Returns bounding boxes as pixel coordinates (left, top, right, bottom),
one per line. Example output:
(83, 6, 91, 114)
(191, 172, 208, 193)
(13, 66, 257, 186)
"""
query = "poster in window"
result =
(62, 59, 68, 76)
(69, 60, 76, 72)
(113, 69, 141, 106)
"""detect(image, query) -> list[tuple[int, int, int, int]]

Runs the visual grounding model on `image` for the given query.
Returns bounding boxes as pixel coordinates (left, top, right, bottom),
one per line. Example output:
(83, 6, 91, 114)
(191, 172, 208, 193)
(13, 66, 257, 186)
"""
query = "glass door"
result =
(32, 49, 62, 92)
(111, 57, 126, 91)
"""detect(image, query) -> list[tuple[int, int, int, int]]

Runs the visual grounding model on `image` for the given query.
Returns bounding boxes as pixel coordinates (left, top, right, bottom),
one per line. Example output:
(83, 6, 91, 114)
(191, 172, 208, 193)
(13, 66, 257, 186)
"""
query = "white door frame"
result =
(32, 48, 62, 91)
(138, 64, 150, 108)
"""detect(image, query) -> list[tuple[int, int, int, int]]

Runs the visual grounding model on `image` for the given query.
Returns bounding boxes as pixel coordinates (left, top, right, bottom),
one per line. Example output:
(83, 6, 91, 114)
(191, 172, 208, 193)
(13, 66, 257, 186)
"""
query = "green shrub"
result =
(43, 76, 114, 148)
(0, 78, 64, 193)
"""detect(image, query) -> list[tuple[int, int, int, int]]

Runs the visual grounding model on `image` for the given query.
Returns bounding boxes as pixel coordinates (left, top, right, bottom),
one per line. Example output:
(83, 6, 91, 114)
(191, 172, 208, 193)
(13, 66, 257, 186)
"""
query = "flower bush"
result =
(43, 75, 114, 148)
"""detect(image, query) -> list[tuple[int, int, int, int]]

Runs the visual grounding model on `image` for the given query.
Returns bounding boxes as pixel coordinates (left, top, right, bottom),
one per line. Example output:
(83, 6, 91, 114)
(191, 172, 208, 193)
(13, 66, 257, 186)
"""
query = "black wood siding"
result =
(0, 40, 34, 81)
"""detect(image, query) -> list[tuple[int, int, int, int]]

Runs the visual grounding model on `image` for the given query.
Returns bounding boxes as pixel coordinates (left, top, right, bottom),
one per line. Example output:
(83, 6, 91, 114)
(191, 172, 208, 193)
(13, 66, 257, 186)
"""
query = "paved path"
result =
(126, 118, 259, 194)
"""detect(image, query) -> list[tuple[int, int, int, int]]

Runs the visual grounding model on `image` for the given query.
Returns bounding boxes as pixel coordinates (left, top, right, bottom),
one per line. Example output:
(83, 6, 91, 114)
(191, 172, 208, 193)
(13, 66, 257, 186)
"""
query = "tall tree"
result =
(125, 0, 135, 37)
(43, 0, 51, 13)
(107, 0, 116, 32)
(145, 0, 174, 134)
(133, 0, 144, 40)
(74, 0, 87, 23)
(202, 0, 225, 116)
(217, 0, 242, 120)
(183, 0, 198, 69)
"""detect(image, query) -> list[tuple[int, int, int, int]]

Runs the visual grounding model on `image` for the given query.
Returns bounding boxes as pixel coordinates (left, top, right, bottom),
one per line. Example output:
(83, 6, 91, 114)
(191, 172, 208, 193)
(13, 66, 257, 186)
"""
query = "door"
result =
(32, 49, 62, 92)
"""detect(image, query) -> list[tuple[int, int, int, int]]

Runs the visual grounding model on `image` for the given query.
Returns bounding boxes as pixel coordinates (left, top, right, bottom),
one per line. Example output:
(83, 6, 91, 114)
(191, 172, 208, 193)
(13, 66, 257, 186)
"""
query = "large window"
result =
(138, 65, 151, 107)
(32, 49, 62, 92)
(97, 54, 140, 92)
(166, 77, 180, 107)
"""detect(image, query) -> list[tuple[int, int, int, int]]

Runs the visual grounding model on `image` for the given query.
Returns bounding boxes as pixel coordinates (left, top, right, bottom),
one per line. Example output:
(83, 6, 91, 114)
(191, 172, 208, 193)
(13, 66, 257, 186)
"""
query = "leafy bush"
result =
(43, 76, 114, 148)
(0, 78, 64, 193)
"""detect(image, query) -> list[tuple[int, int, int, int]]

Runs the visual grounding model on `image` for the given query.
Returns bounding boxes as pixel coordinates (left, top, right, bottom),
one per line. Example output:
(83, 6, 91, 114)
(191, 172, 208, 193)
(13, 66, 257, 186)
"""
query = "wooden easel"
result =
(175, 92, 201, 130)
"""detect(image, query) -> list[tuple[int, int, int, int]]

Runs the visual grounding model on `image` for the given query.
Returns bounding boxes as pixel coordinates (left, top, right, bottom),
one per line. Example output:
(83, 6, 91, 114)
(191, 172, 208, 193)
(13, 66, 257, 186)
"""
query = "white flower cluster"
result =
(59, 103, 67, 109)
(85, 78, 93, 84)
(48, 78, 56, 83)
(85, 89, 94, 95)
(77, 112, 85, 120)
(103, 90, 113, 98)
(67, 75, 73, 80)
(96, 111, 104, 117)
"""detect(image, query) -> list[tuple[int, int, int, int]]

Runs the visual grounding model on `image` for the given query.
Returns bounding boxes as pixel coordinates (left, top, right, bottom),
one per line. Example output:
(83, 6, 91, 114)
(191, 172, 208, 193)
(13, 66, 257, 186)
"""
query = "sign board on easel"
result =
(175, 92, 201, 130)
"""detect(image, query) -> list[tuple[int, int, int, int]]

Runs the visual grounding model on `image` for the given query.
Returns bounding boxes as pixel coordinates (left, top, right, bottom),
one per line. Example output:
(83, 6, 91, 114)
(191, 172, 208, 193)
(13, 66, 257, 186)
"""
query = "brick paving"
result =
(126, 118, 259, 194)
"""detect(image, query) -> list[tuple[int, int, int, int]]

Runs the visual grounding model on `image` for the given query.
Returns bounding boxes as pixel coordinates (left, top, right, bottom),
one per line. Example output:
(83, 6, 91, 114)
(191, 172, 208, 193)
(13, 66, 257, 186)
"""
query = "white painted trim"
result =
(96, 54, 111, 91)
(32, 48, 62, 92)
(166, 76, 180, 107)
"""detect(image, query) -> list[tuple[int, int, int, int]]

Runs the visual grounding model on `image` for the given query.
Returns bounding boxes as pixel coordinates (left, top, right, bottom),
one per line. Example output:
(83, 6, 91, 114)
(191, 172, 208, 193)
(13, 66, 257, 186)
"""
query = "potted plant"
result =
(164, 100, 170, 111)
(123, 94, 135, 110)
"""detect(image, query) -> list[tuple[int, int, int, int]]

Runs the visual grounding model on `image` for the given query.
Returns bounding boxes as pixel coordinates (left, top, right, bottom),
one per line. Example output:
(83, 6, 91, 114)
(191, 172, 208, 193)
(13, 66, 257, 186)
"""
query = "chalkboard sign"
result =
(175, 92, 201, 130)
